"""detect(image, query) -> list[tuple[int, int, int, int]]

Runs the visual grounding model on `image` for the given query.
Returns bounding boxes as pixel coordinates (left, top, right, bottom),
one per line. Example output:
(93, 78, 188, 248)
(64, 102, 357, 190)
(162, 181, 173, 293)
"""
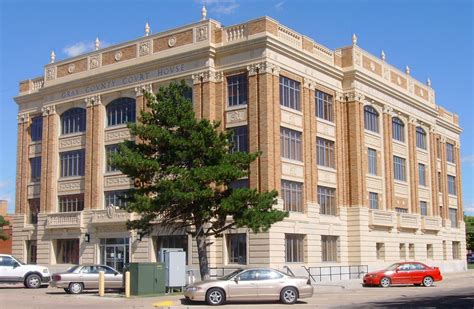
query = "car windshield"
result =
(219, 269, 244, 280)
(12, 256, 24, 265)
(65, 266, 81, 273)
(385, 263, 400, 271)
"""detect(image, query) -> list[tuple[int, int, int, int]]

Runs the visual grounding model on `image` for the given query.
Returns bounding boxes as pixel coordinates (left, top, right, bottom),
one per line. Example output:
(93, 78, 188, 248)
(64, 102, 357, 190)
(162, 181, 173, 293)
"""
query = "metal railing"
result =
(208, 267, 242, 278)
(303, 265, 368, 282)
(283, 265, 295, 277)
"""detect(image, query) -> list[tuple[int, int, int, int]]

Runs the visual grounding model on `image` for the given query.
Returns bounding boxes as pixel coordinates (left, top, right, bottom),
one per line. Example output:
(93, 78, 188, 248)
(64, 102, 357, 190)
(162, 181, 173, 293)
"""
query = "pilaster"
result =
(429, 129, 439, 216)
(303, 78, 316, 204)
(407, 118, 419, 213)
(454, 143, 463, 222)
(382, 107, 394, 210)
(439, 137, 449, 222)
(16, 114, 30, 215)
(40, 105, 58, 213)
(335, 93, 347, 206)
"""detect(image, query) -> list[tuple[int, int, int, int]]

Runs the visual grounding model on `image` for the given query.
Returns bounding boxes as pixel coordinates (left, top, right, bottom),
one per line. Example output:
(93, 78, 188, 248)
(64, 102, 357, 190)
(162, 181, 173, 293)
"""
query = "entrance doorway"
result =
(99, 238, 130, 272)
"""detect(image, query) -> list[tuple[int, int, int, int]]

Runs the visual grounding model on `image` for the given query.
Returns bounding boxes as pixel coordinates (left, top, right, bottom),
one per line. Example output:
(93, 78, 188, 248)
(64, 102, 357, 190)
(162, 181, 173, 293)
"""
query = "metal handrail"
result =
(302, 264, 368, 282)
(283, 266, 295, 277)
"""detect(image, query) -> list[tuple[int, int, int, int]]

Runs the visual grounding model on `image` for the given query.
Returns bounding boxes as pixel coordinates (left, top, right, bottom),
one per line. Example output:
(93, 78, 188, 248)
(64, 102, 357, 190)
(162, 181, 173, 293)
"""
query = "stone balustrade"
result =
(369, 209, 396, 227)
(421, 216, 442, 231)
(46, 212, 82, 229)
(397, 213, 419, 230)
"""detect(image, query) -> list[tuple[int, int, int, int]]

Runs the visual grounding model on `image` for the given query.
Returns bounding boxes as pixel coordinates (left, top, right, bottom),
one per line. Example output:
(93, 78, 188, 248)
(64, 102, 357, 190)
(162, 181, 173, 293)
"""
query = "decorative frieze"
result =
(105, 128, 131, 143)
(85, 95, 101, 107)
(89, 54, 101, 70)
(29, 143, 42, 156)
(58, 179, 84, 192)
(45, 66, 56, 81)
(46, 212, 82, 229)
(369, 209, 396, 228)
(104, 175, 133, 188)
(134, 83, 153, 97)
(59, 135, 85, 149)
(281, 161, 304, 179)
(303, 78, 317, 90)
(195, 25, 209, 42)
(27, 183, 41, 197)
(225, 109, 247, 126)
(41, 105, 56, 116)
(343, 90, 365, 102)
(17, 113, 29, 124)
(138, 40, 151, 56)
(91, 206, 132, 224)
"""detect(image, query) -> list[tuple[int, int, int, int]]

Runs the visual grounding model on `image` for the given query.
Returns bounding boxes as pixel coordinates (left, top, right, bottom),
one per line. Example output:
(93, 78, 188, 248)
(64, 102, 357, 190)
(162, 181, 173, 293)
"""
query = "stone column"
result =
(303, 79, 317, 204)
(16, 114, 30, 215)
(335, 93, 347, 207)
(247, 65, 260, 191)
(40, 106, 58, 213)
(454, 143, 463, 223)
(407, 118, 419, 213)
(428, 129, 439, 216)
(382, 107, 394, 210)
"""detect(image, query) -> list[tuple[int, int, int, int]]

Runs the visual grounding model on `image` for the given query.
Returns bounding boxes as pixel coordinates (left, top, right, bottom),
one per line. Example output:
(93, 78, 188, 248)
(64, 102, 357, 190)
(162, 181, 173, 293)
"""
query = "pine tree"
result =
(112, 81, 288, 279)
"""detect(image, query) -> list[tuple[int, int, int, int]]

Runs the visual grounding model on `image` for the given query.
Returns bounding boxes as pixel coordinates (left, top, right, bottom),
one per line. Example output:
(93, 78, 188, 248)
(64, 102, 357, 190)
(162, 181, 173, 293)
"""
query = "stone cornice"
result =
(192, 70, 223, 84)
(246, 61, 280, 76)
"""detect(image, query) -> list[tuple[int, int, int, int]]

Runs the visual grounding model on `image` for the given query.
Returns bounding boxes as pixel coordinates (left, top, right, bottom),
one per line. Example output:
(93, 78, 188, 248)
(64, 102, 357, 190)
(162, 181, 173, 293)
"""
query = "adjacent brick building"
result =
(13, 14, 466, 274)
(0, 200, 13, 254)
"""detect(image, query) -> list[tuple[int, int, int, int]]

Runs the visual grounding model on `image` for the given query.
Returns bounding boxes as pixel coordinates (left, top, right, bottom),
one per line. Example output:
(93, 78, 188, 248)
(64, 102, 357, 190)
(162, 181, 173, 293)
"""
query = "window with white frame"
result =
(107, 97, 136, 127)
(30, 116, 43, 142)
(392, 117, 405, 142)
(227, 233, 247, 264)
(317, 186, 336, 216)
(369, 192, 379, 209)
(61, 108, 86, 135)
(281, 180, 303, 212)
(315, 90, 334, 122)
(104, 190, 128, 208)
(416, 127, 427, 150)
(280, 76, 300, 111)
(229, 126, 248, 153)
(58, 194, 84, 212)
(364, 106, 379, 133)
(447, 175, 456, 195)
(316, 137, 335, 168)
(30, 156, 41, 182)
(393, 156, 406, 181)
(420, 201, 428, 216)
(321, 236, 338, 262)
(418, 163, 426, 186)
(60, 149, 85, 177)
(368, 148, 377, 175)
(227, 74, 248, 107)
(281, 127, 302, 161)
(285, 234, 305, 263)
(446, 143, 455, 163)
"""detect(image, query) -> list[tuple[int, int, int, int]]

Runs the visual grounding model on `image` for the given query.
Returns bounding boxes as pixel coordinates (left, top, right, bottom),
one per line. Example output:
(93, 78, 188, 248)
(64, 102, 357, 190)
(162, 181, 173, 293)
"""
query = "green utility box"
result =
(128, 262, 166, 296)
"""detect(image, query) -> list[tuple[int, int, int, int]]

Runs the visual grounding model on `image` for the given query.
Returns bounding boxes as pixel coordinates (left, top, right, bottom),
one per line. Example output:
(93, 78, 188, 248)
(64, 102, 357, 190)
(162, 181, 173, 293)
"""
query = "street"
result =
(0, 271, 472, 308)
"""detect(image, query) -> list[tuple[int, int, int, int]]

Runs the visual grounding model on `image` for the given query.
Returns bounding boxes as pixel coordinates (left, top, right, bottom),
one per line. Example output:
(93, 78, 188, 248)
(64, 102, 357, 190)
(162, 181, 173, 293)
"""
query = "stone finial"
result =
(201, 5, 207, 20)
(145, 22, 150, 36)
(427, 78, 432, 87)
(405, 65, 410, 75)
(50, 50, 56, 63)
(381, 50, 386, 61)
(352, 33, 357, 45)
(95, 37, 100, 50)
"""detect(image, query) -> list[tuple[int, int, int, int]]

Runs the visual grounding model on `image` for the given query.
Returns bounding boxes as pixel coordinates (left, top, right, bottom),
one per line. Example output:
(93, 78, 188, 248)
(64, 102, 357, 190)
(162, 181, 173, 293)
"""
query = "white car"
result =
(0, 254, 51, 288)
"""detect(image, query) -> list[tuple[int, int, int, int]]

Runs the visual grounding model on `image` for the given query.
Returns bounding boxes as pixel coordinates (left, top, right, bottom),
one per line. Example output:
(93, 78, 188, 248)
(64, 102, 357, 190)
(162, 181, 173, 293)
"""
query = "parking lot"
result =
(0, 270, 472, 308)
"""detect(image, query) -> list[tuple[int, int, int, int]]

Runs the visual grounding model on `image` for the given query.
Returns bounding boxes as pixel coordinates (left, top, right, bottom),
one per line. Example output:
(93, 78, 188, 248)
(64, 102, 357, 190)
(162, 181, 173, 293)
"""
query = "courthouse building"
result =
(13, 12, 466, 274)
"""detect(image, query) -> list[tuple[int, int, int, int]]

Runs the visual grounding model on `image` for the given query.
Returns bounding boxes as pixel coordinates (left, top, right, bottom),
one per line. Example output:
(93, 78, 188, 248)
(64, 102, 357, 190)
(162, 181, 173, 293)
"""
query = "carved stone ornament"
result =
(168, 36, 177, 47)
(195, 25, 209, 42)
(67, 64, 75, 74)
(408, 116, 417, 125)
(370, 61, 376, 72)
(89, 55, 100, 69)
(46, 66, 56, 81)
(303, 78, 317, 90)
(192, 70, 223, 84)
(383, 105, 393, 115)
(135, 83, 153, 96)
(85, 95, 102, 107)
(17, 113, 29, 124)
(247, 61, 280, 76)
(397, 76, 402, 86)
(41, 105, 56, 116)
(106, 204, 116, 219)
(114, 51, 123, 62)
(344, 90, 365, 102)
(138, 40, 151, 56)
(429, 125, 437, 133)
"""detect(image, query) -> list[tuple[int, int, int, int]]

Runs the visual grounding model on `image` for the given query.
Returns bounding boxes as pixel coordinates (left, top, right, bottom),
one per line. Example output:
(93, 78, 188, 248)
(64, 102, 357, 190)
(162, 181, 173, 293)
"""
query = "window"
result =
(316, 137, 335, 168)
(227, 234, 247, 264)
(61, 108, 86, 135)
(395, 207, 408, 213)
(239, 270, 258, 281)
(106, 144, 120, 173)
(416, 127, 427, 150)
(427, 244, 433, 259)
(399, 243, 406, 260)
(58, 194, 84, 212)
(30, 116, 43, 142)
(442, 240, 447, 260)
(392, 117, 405, 142)
(420, 201, 428, 216)
(376, 243, 385, 260)
(227, 74, 247, 107)
(369, 192, 379, 210)
(28, 198, 40, 224)
(0, 255, 15, 266)
(447, 175, 456, 195)
(321, 236, 338, 262)
(452, 241, 460, 260)
(104, 190, 128, 208)
(27, 240, 37, 264)
(281, 180, 303, 212)
(229, 179, 249, 189)
(393, 156, 406, 181)
(409, 243, 415, 259)
(56, 239, 79, 264)
(436, 139, 441, 159)
(280, 127, 302, 161)
(107, 97, 136, 126)
(368, 148, 377, 175)
(449, 208, 458, 228)
(280, 76, 300, 111)
(30, 157, 41, 181)
(438, 172, 442, 192)
(316, 91, 333, 122)
(156, 235, 188, 264)
(99, 238, 130, 272)
(229, 126, 248, 153)
(317, 186, 336, 216)
(258, 269, 283, 280)
(285, 234, 305, 263)
(418, 163, 426, 186)
(60, 149, 85, 177)
(364, 106, 379, 133)
(446, 143, 455, 163)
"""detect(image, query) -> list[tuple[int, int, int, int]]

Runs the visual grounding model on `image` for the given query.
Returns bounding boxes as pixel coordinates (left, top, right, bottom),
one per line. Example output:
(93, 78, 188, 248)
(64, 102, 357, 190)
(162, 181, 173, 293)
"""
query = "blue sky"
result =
(0, 0, 473, 215)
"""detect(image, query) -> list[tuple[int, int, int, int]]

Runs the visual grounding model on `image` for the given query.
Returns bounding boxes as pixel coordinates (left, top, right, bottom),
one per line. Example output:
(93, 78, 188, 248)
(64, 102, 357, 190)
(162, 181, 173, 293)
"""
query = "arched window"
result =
(364, 106, 379, 133)
(61, 108, 86, 135)
(416, 127, 427, 149)
(392, 117, 405, 142)
(107, 98, 136, 127)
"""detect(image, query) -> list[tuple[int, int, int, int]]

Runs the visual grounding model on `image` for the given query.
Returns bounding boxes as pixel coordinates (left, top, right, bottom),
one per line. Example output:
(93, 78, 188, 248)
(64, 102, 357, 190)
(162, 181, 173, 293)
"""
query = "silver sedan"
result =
(50, 265, 123, 294)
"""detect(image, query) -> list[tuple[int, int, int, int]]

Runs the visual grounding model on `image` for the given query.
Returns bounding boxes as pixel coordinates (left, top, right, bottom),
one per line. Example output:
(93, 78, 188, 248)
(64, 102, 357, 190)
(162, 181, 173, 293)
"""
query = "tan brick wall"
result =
(429, 132, 438, 216)
(247, 19, 278, 36)
(302, 86, 313, 204)
(362, 56, 382, 76)
(248, 74, 259, 190)
(15, 120, 30, 215)
(407, 123, 419, 213)
(193, 82, 203, 119)
(272, 75, 281, 193)
(57, 58, 87, 78)
(40, 111, 58, 213)
(455, 146, 463, 221)
(340, 48, 353, 67)
(84, 106, 94, 210)
(91, 104, 105, 210)
(383, 113, 394, 210)
(390, 71, 408, 90)
(335, 99, 347, 206)
(153, 30, 193, 53)
(102, 45, 137, 66)
(19, 81, 31, 93)
(439, 137, 449, 222)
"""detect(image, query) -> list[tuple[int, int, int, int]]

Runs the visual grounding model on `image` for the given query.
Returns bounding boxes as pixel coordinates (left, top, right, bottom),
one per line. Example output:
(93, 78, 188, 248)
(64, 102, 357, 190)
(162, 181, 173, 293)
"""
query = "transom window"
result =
(281, 127, 302, 161)
(227, 74, 247, 107)
(280, 76, 300, 111)
(418, 163, 426, 186)
(447, 175, 456, 195)
(364, 106, 379, 133)
(104, 190, 128, 208)
(393, 156, 406, 181)
(229, 126, 248, 153)
(285, 234, 305, 263)
(368, 148, 377, 175)
(107, 97, 136, 127)
(416, 127, 427, 150)
(420, 201, 428, 216)
(30, 116, 43, 142)
(392, 117, 405, 142)
(369, 192, 379, 209)
(30, 156, 42, 182)
(317, 186, 336, 216)
(316, 137, 335, 168)
(60, 149, 85, 177)
(281, 180, 303, 212)
(316, 91, 334, 122)
(61, 108, 86, 135)
(227, 234, 247, 264)
(58, 194, 84, 212)
(321, 235, 338, 262)
(446, 143, 455, 163)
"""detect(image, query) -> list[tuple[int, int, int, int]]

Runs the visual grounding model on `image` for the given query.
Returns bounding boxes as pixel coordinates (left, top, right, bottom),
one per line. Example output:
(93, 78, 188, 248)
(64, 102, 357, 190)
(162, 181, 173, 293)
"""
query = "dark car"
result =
(363, 262, 442, 288)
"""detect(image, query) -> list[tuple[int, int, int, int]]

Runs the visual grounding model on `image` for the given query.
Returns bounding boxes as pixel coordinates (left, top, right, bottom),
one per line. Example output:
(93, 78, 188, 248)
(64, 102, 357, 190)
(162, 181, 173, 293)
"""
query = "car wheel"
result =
(25, 274, 42, 289)
(280, 287, 298, 304)
(379, 277, 391, 288)
(422, 276, 434, 287)
(68, 282, 84, 294)
(206, 288, 225, 306)
(64, 288, 71, 294)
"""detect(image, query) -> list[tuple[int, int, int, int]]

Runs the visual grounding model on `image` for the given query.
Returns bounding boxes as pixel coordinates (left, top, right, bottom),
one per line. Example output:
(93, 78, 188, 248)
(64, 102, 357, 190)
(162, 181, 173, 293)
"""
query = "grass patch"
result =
(468, 263, 474, 270)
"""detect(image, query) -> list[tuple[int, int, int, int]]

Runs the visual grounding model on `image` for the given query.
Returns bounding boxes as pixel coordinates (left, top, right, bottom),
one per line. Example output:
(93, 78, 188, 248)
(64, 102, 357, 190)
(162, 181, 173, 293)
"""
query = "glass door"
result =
(100, 238, 130, 273)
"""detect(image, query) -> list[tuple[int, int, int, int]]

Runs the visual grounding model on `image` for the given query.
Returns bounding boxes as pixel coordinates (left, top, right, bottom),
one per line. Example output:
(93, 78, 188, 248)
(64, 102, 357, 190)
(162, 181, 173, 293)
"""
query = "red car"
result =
(363, 262, 442, 288)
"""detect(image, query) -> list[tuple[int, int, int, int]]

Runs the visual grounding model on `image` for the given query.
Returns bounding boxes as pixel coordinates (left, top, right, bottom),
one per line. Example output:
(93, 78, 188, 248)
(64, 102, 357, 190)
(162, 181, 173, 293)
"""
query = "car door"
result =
(256, 269, 285, 300)
(0, 256, 23, 282)
(391, 264, 412, 284)
(227, 270, 259, 300)
(80, 266, 99, 289)
(99, 266, 122, 289)
(411, 263, 427, 283)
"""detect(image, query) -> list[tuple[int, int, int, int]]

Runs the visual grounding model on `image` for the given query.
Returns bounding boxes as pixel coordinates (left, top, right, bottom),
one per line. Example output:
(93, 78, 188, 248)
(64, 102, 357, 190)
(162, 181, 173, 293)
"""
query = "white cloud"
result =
(199, 0, 239, 15)
(62, 40, 111, 58)
(462, 154, 474, 167)
(275, 1, 285, 10)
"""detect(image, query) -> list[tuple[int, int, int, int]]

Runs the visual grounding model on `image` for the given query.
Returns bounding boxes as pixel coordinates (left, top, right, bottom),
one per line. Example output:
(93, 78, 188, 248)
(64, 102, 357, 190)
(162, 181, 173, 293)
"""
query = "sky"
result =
(0, 0, 473, 215)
